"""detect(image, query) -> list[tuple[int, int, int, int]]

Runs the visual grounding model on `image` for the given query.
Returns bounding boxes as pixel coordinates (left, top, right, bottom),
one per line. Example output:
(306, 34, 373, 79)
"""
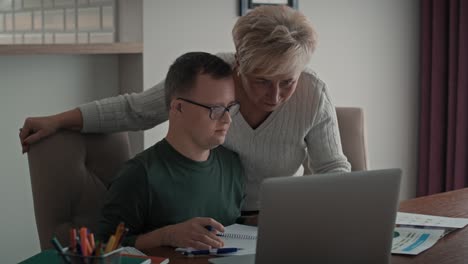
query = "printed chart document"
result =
(396, 212, 468, 228)
(391, 227, 444, 255)
(176, 224, 258, 256)
(391, 212, 468, 255)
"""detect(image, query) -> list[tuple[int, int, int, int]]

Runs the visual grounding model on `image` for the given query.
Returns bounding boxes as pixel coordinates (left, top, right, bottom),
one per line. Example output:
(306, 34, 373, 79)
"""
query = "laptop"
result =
(209, 169, 401, 264)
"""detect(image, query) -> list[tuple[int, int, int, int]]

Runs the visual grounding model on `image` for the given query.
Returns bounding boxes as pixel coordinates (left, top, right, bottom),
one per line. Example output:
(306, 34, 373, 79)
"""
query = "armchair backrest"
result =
(27, 131, 131, 250)
(336, 107, 368, 171)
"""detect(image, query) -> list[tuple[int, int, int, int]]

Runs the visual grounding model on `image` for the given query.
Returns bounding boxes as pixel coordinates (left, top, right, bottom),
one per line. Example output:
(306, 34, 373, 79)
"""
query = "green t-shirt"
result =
(97, 139, 245, 246)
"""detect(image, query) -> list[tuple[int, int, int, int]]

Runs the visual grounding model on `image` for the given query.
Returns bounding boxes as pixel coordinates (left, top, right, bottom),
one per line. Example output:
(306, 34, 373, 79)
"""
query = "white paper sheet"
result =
(396, 212, 468, 228)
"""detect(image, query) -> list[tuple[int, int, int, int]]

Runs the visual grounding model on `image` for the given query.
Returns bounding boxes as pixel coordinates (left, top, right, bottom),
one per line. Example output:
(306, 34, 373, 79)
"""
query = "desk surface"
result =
(145, 188, 468, 264)
(391, 188, 468, 264)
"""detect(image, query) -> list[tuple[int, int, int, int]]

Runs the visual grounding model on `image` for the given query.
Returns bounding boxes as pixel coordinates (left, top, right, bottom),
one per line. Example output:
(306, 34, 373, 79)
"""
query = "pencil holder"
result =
(58, 247, 123, 264)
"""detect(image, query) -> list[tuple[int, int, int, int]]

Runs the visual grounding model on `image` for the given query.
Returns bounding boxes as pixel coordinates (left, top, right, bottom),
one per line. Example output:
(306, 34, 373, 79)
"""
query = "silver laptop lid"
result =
(255, 169, 401, 264)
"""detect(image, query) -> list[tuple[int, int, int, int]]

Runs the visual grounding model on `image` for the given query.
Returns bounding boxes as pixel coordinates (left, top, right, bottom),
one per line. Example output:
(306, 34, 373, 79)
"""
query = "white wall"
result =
(0, 0, 419, 262)
(303, 0, 420, 200)
(143, 0, 420, 200)
(143, 0, 238, 144)
(0, 55, 119, 263)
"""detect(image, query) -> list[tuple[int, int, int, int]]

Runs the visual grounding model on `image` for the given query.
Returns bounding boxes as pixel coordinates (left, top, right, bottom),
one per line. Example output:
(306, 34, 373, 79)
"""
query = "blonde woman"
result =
(20, 6, 351, 213)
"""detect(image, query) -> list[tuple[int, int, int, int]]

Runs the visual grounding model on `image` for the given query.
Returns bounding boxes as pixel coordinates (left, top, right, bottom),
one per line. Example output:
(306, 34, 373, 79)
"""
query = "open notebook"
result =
(177, 224, 258, 256)
(219, 224, 257, 255)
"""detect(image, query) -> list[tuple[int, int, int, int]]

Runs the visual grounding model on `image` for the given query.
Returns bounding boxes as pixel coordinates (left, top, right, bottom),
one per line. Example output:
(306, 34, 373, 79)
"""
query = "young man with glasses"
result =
(97, 52, 244, 251)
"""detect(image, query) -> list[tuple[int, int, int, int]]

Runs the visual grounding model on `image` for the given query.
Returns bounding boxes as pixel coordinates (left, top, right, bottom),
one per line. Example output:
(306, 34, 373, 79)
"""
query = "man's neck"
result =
(165, 132, 210, 162)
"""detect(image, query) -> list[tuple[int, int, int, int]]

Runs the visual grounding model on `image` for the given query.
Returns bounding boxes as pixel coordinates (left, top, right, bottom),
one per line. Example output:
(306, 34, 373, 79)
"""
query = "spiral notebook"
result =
(219, 224, 257, 255)
(176, 224, 258, 256)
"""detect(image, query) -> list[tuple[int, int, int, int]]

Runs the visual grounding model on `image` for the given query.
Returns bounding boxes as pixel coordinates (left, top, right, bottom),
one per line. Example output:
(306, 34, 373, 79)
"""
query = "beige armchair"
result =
(336, 107, 368, 171)
(27, 107, 367, 250)
(27, 131, 131, 250)
(302, 107, 368, 174)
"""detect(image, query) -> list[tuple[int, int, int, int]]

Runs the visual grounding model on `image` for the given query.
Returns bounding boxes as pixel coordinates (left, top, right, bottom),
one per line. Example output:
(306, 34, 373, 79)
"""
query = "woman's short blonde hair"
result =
(232, 5, 317, 77)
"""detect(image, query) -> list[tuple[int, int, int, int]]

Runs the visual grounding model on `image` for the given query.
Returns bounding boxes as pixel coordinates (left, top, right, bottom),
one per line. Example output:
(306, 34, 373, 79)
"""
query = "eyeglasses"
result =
(177, 98, 240, 120)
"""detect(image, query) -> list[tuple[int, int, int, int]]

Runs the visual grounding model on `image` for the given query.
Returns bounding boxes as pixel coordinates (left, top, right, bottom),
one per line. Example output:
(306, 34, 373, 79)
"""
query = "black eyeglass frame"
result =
(177, 97, 240, 120)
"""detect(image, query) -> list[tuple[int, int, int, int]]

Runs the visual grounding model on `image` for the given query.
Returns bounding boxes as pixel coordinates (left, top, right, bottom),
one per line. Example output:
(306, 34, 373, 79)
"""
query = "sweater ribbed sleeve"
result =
(79, 80, 169, 133)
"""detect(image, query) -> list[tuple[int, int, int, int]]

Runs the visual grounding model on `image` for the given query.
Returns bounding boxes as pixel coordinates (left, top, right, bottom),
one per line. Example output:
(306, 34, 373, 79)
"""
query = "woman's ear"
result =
(234, 53, 241, 77)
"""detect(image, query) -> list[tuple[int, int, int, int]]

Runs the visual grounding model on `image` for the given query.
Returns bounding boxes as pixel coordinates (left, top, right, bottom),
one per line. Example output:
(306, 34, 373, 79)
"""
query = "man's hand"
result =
(19, 116, 60, 153)
(163, 217, 225, 249)
(135, 217, 226, 250)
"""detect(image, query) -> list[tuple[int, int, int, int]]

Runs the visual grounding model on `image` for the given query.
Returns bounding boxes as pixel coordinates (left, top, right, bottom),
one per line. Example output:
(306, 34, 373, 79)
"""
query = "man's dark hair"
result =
(165, 52, 233, 110)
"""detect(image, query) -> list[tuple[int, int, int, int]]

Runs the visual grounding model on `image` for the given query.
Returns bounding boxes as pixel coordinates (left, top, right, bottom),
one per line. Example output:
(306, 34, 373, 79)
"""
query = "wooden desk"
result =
(145, 188, 468, 264)
(392, 188, 468, 264)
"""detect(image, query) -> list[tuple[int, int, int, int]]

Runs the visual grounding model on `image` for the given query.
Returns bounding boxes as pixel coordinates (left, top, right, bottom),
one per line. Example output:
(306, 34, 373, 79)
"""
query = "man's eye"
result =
(212, 106, 225, 114)
(228, 103, 239, 109)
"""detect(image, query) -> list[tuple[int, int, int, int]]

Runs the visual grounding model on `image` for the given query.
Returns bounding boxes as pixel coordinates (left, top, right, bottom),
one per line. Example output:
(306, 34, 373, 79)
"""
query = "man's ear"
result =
(170, 99, 182, 113)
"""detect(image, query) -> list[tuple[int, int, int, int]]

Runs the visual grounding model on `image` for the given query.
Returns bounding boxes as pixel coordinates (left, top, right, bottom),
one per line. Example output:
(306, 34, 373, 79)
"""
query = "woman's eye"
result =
(280, 80, 293, 87)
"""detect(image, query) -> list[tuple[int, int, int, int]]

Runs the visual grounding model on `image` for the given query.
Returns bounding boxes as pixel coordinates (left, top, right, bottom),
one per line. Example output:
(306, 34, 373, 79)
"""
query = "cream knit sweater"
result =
(79, 53, 351, 210)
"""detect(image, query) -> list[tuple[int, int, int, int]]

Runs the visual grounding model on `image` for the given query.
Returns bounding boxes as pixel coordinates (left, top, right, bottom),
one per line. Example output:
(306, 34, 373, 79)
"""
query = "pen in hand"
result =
(183, 247, 240, 256)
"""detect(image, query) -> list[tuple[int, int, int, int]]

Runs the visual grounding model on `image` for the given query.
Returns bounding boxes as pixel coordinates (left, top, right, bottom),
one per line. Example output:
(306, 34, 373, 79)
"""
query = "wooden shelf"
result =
(0, 42, 143, 55)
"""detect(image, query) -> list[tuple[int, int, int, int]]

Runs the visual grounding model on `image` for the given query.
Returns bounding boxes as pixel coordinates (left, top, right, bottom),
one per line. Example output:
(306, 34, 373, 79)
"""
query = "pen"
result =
(115, 227, 129, 249)
(183, 247, 240, 256)
(94, 241, 102, 256)
(51, 237, 71, 264)
(80, 227, 89, 256)
(75, 237, 82, 255)
(105, 235, 116, 253)
(113, 222, 125, 248)
(85, 234, 93, 255)
(88, 233, 96, 251)
(206, 225, 223, 235)
(69, 228, 77, 252)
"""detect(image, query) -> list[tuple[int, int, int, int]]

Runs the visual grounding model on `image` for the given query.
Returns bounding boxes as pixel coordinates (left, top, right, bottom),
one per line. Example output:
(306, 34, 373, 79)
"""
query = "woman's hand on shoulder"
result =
(19, 108, 83, 153)
(19, 115, 61, 153)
